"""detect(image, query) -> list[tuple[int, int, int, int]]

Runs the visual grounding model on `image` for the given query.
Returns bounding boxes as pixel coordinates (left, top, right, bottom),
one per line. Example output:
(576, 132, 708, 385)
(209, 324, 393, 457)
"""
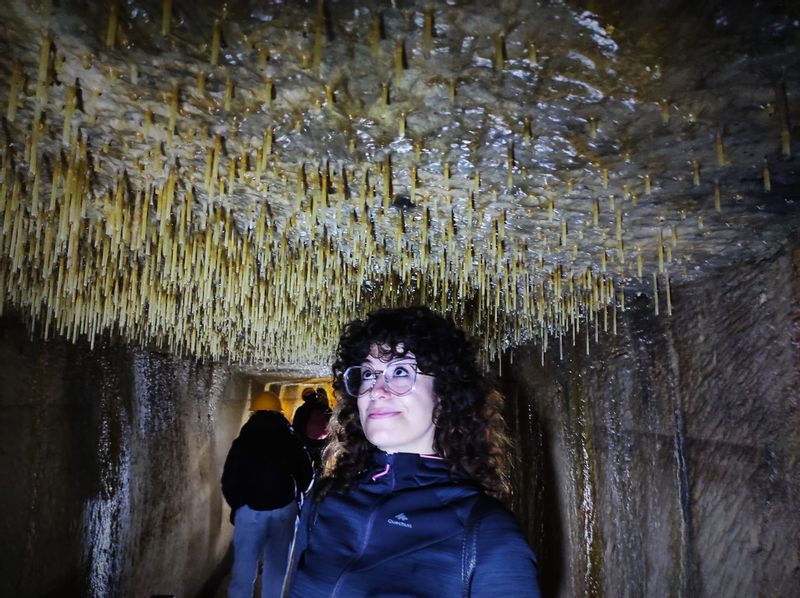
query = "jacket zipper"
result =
(330, 460, 395, 597)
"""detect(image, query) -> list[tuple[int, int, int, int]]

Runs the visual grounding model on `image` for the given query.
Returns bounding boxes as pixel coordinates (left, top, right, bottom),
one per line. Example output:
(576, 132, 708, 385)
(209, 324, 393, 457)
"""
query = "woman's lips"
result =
(368, 411, 400, 419)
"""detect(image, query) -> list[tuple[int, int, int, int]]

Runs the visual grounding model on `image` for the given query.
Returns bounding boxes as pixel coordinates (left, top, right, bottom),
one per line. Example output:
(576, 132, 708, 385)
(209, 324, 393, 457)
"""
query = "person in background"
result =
(222, 390, 312, 598)
(291, 388, 331, 474)
(284, 306, 541, 597)
(290, 388, 318, 439)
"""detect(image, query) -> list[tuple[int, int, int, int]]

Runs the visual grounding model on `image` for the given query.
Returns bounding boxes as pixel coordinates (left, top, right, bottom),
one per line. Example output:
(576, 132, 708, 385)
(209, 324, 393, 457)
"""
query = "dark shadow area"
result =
(196, 544, 233, 598)
(498, 358, 565, 598)
(536, 421, 565, 598)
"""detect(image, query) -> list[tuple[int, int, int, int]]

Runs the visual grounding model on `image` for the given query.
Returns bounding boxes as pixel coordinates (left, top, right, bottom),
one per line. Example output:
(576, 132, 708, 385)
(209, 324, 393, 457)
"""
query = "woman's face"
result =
(356, 347, 438, 455)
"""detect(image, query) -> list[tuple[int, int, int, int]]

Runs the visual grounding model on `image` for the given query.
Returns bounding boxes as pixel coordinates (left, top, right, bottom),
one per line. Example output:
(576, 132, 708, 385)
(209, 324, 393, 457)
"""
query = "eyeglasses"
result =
(342, 360, 424, 397)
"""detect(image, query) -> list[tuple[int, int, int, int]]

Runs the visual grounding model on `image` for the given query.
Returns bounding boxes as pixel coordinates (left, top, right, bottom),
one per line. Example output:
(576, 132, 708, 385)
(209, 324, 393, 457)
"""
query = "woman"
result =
(284, 306, 541, 597)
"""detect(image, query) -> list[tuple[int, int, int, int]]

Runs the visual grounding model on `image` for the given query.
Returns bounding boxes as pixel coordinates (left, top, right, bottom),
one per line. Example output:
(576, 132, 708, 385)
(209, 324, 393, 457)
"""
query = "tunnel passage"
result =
(1, 0, 799, 596)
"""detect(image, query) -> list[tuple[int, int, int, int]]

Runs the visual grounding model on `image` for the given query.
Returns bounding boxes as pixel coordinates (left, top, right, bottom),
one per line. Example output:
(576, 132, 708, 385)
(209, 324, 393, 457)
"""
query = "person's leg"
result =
(228, 505, 269, 598)
(259, 501, 298, 598)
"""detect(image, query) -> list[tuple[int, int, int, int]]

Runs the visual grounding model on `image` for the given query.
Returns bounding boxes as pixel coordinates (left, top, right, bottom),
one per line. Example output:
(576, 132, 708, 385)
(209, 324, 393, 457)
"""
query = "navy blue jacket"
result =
(287, 451, 540, 597)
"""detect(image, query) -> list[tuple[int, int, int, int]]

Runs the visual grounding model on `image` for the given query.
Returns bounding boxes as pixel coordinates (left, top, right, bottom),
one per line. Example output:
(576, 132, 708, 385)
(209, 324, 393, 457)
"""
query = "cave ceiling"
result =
(0, 0, 798, 370)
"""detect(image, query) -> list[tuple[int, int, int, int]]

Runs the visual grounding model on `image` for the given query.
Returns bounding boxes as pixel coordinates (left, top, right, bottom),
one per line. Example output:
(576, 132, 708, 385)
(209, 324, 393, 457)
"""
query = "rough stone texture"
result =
(0, 317, 251, 597)
(502, 239, 800, 597)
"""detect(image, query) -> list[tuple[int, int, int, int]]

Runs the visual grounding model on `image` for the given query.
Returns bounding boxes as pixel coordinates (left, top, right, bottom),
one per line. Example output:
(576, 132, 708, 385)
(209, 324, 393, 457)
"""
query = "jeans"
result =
(228, 502, 298, 598)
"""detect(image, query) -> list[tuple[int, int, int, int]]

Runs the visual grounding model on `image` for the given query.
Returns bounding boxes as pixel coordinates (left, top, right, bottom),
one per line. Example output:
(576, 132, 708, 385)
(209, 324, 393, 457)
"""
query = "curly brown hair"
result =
(315, 305, 512, 501)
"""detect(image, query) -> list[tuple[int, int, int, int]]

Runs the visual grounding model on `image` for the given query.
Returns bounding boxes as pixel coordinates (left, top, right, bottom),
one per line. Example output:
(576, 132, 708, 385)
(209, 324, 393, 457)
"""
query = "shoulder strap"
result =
(462, 494, 493, 598)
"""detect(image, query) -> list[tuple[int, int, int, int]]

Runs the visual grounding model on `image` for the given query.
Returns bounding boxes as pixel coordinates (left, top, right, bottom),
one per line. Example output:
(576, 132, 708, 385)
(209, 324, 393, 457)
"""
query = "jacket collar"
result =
(368, 450, 471, 487)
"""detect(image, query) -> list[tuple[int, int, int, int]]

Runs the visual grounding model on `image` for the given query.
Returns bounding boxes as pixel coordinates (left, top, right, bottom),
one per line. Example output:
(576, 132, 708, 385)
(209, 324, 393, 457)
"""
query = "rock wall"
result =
(0, 317, 251, 597)
(502, 244, 800, 597)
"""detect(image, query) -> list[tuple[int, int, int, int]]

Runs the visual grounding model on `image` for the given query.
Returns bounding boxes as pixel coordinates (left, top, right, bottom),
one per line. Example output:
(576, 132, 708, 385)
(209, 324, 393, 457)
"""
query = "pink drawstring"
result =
(371, 464, 391, 480)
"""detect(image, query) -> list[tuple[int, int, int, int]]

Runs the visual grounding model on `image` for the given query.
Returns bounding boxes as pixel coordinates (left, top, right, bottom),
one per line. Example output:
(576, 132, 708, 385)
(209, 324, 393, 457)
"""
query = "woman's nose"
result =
(370, 372, 391, 397)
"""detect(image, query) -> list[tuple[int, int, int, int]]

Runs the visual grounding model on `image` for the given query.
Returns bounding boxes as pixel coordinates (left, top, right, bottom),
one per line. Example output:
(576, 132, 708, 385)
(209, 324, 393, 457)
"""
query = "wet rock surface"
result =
(502, 244, 800, 596)
(0, 317, 249, 597)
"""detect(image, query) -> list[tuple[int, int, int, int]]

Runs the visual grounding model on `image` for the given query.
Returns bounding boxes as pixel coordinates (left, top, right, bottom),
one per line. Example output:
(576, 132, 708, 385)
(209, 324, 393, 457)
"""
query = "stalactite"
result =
(0, 0, 793, 367)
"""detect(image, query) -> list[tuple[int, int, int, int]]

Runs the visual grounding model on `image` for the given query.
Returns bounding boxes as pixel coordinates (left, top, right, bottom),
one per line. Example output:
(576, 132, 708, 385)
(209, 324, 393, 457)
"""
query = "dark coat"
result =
(221, 411, 313, 521)
(286, 451, 541, 597)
